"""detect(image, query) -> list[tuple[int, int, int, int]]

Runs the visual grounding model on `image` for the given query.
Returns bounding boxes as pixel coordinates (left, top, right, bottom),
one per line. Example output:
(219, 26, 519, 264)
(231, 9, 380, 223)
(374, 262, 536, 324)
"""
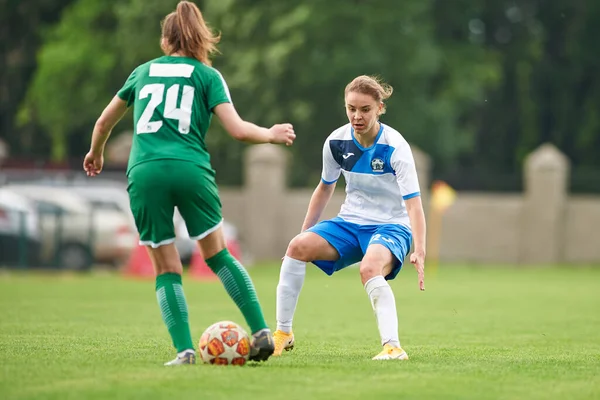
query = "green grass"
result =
(1, 264, 599, 400)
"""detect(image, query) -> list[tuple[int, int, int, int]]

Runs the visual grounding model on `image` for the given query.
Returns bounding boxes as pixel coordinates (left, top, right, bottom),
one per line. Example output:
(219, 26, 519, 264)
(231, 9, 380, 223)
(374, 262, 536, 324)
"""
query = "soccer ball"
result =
(198, 320, 251, 366)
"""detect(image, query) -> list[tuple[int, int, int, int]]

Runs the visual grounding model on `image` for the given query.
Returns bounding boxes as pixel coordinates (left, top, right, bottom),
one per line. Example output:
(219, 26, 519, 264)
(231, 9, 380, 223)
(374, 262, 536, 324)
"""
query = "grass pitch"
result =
(0, 264, 599, 400)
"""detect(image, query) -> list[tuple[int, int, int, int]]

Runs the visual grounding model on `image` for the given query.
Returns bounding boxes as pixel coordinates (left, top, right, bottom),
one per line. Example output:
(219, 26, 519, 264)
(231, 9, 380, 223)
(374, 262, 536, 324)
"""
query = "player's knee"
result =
(155, 259, 182, 275)
(359, 261, 380, 282)
(286, 234, 314, 261)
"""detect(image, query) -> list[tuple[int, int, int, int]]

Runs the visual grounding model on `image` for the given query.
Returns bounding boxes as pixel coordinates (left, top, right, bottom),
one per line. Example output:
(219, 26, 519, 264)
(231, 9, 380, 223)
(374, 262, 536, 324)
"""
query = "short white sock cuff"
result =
(281, 256, 306, 275)
(276, 323, 292, 333)
(364, 275, 388, 296)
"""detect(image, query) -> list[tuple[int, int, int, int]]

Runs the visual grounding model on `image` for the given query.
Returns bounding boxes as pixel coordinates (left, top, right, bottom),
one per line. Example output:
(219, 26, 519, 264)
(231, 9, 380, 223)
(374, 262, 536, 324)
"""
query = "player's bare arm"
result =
(300, 181, 336, 231)
(214, 103, 295, 146)
(405, 196, 426, 291)
(84, 96, 128, 176)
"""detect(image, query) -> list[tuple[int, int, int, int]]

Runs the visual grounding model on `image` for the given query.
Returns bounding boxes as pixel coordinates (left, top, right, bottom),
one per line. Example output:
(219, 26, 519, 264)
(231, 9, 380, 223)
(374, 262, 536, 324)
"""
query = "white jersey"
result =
(321, 123, 420, 227)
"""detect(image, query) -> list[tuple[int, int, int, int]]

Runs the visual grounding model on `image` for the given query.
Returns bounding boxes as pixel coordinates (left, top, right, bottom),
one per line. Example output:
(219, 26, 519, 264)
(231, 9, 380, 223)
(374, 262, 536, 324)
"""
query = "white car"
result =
(34, 179, 214, 263)
(29, 179, 242, 264)
(5, 185, 137, 270)
(0, 188, 41, 267)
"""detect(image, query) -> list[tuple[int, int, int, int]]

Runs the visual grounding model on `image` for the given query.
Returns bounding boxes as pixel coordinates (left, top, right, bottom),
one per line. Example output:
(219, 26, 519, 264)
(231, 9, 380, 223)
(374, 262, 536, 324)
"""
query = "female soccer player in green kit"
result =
(83, 1, 295, 365)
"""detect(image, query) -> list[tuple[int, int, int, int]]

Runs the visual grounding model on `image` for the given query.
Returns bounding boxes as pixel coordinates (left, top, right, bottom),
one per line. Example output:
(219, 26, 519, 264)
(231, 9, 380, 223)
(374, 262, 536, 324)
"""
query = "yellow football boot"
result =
(372, 344, 409, 360)
(273, 330, 295, 356)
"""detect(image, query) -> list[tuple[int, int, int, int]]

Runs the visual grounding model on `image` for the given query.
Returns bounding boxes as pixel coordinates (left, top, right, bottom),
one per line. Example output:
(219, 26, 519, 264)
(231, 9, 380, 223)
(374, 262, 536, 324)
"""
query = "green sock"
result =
(206, 249, 268, 334)
(155, 273, 194, 353)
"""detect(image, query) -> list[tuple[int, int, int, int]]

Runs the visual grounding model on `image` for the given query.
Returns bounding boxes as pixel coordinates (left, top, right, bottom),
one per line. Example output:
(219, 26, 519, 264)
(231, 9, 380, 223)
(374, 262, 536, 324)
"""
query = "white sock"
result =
(364, 275, 401, 348)
(276, 256, 306, 333)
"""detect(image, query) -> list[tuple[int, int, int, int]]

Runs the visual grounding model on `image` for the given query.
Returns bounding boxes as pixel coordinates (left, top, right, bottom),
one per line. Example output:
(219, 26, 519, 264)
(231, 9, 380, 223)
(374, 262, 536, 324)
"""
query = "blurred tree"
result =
(17, 0, 120, 162)
(13, 0, 600, 192)
(17, 0, 190, 163)
(17, 0, 499, 184)
(204, 0, 500, 186)
(0, 0, 77, 160)
(454, 0, 600, 191)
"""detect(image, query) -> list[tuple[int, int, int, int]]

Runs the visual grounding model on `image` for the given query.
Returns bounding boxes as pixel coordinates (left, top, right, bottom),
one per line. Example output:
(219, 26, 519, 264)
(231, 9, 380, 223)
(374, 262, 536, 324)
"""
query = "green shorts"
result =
(127, 160, 223, 247)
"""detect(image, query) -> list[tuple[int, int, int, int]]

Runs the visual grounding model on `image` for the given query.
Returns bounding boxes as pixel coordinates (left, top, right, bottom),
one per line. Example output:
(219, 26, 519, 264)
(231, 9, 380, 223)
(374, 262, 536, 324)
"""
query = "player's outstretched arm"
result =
(214, 103, 295, 146)
(84, 96, 129, 177)
(300, 181, 336, 232)
(405, 196, 426, 291)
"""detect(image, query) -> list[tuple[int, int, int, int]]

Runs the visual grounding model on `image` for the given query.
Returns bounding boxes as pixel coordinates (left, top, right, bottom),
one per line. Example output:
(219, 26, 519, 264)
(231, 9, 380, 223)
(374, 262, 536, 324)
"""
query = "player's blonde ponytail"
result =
(161, 1, 221, 65)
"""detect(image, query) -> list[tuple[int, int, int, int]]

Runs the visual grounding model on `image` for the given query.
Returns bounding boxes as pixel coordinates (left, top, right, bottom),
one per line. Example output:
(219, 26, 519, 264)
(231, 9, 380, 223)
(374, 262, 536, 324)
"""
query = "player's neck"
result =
(354, 122, 380, 148)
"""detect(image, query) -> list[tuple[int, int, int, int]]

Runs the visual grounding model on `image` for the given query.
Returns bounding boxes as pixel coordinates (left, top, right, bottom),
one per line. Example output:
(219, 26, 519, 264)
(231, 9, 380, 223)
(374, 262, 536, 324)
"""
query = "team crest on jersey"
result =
(371, 158, 384, 172)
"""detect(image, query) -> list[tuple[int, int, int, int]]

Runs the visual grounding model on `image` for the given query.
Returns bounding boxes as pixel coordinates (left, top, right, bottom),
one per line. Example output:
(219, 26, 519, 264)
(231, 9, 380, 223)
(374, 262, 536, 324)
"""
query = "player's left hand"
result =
(410, 250, 425, 291)
(83, 151, 104, 177)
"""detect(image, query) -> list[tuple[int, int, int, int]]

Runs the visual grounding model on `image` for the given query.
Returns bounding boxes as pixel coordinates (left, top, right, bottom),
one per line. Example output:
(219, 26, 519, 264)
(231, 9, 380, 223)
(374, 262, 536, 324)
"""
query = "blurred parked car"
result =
(29, 179, 242, 264)
(6, 185, 137, 270)
(62, 184, 136, 226)
(0, 188, 41, 267)
(33, 178, 131, 216)
(36, 180, 198, 262)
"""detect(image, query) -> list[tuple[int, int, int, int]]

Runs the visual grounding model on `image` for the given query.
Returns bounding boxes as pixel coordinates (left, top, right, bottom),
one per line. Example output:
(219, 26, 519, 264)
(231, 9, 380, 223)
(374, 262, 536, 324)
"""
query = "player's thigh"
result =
(196, 226, 227, 260)
(360, 244, 395, 282)
(289, 217, 364, 262)
(360, 224, 412, 281)
(286, 231, 339, 261)
(300, 217, 364, 276)
(127, 162, 176, 246)
(172, 162, 223, 242)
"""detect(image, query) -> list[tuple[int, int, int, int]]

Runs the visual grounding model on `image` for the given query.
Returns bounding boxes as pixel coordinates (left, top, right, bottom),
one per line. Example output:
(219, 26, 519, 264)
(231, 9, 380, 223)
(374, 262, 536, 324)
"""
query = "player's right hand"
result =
(410, 250, 425, 291)
(83, 151, 104, 177)
(269, 123, 295, 146)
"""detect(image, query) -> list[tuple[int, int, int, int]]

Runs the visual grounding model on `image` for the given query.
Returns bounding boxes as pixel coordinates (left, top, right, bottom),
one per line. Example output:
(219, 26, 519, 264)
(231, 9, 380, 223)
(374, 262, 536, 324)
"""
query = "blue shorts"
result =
(306, 217, 413, 280)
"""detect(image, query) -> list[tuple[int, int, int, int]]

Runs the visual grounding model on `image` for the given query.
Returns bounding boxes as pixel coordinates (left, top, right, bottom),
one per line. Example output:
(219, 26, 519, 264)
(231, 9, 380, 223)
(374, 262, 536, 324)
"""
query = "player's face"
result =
(345, 92, 382, 136)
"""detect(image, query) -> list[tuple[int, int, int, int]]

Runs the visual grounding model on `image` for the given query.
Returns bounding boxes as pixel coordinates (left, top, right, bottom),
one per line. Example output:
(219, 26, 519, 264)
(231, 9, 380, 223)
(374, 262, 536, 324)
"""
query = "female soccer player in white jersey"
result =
(273, 75, 426, 360)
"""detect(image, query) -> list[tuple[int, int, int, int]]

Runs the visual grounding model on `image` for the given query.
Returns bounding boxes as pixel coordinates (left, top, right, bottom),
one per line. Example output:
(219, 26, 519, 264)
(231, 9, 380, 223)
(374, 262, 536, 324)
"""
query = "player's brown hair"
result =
(161, 1, 221, 65)
(345, 75, 394, 115)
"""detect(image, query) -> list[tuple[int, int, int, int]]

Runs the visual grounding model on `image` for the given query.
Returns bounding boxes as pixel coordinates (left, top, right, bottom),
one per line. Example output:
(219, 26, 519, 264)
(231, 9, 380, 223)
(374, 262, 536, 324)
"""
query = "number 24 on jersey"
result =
(137, 83, 194, 135)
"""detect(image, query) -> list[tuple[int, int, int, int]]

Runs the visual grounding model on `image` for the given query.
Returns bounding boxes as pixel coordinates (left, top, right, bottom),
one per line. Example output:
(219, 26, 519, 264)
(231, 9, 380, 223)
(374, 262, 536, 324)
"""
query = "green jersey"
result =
(117, 56, 231, 175)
